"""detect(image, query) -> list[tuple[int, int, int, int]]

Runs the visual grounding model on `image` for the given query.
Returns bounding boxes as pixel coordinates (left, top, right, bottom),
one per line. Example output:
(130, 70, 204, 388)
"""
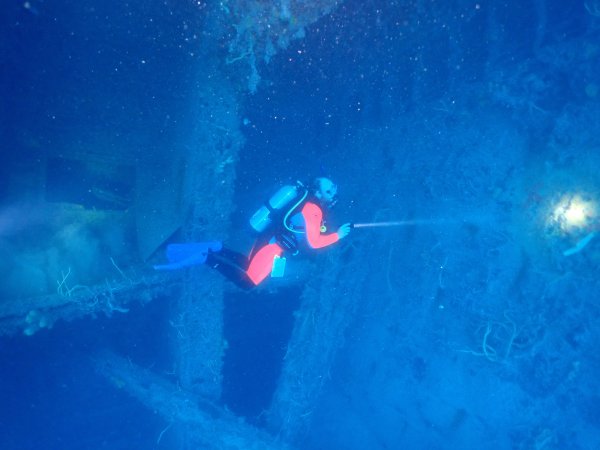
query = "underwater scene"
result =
(1, 0, 600, 448)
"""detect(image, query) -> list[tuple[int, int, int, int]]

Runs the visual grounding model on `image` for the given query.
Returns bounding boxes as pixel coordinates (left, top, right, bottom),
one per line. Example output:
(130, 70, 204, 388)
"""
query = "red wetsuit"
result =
(245, 201, 340, 285)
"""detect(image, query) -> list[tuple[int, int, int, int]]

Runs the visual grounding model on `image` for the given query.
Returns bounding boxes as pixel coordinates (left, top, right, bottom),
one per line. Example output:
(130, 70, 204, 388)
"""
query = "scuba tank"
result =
(249, 181, 308, 233)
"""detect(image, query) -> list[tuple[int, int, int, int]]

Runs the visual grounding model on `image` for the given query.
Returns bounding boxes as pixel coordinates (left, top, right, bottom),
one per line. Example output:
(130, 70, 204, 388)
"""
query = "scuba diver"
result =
(154, 177, 352, 290)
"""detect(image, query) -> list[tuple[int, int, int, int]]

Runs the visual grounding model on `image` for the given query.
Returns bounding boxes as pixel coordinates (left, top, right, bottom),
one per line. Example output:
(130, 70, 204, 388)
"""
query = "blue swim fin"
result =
(154, 241, 222, 271)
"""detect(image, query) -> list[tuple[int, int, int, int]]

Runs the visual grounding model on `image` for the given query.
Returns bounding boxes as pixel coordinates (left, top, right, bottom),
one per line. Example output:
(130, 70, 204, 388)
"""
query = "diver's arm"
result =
(301, 202, 340, 249)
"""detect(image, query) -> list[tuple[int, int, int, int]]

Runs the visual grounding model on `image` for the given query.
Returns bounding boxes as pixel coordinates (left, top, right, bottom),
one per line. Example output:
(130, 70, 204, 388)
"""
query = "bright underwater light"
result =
(549, 194, 597, 233)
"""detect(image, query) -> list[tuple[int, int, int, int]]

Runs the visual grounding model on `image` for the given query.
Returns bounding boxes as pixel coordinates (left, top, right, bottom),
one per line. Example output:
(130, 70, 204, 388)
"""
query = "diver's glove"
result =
(337, 223, 352, 240)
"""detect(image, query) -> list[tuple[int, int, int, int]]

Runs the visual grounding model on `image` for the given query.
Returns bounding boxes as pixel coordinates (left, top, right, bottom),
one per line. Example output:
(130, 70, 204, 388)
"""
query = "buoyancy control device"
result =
(249, 181, 308, 233)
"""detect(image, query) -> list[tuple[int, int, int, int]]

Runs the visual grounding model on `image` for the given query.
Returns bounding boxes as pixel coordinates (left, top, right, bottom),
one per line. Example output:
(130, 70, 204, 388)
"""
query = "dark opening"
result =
(221, 286, 302, 426)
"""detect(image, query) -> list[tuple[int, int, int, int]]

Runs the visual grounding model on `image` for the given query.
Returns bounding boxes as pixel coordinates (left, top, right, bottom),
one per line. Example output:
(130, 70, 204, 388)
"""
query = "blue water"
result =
(0, 299, 169, 449)
(2, 0, 600, 448)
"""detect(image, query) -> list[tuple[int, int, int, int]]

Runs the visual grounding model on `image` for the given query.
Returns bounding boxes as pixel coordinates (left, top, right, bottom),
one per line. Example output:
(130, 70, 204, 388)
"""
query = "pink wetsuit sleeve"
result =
(301, 202, 339, 249)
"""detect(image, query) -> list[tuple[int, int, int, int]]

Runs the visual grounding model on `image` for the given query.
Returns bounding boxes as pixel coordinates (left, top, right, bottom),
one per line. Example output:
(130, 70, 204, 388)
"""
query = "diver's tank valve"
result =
(249, 181, 306, 233)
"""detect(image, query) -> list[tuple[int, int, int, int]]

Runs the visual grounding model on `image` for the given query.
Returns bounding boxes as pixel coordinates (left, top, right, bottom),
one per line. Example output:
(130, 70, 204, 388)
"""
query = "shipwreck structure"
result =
(1, 1, 361, 449)
(2, 0, 600, 449)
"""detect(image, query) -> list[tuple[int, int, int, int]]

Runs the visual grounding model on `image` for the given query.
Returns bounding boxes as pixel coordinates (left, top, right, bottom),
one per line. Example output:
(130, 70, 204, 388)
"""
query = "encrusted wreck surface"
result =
(94, 351, 289, 450)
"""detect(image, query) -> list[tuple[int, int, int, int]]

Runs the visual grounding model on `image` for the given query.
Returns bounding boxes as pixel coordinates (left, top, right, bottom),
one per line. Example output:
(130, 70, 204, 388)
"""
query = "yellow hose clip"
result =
(320, 225, 327, 233)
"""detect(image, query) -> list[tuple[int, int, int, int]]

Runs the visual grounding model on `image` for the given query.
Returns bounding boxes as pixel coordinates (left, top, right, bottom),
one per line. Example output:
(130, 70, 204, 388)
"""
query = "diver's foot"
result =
(206, 241, 223, 253)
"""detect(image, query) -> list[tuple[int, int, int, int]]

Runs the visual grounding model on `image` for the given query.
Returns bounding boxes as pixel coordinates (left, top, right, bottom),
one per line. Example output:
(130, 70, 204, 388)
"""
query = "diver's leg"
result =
(246, 243, 283, 285)
(206, 249, 254, 290)
(217, 247, 249, 270)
